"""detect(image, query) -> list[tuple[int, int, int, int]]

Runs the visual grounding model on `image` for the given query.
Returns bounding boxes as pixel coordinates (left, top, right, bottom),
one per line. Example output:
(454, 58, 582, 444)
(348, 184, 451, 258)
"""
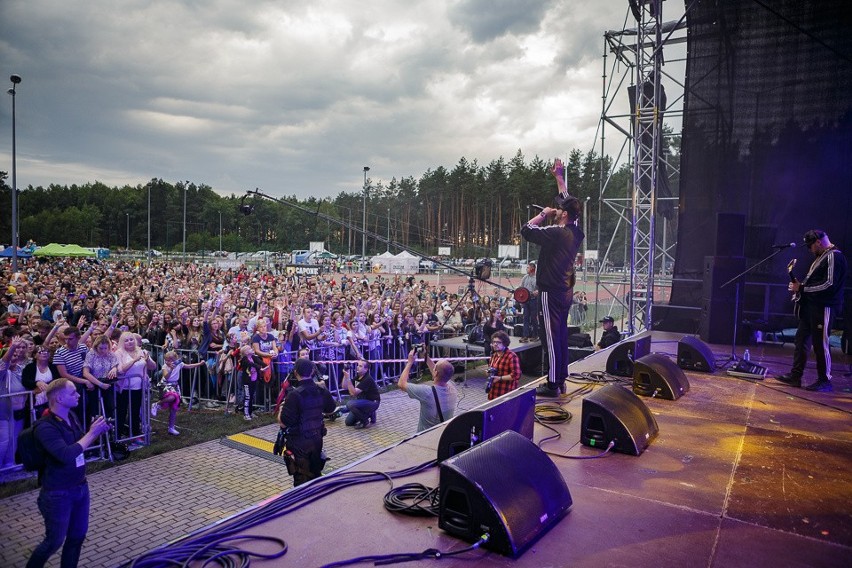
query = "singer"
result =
(776, 230, 846, 392)
(521, 157, 584, 397)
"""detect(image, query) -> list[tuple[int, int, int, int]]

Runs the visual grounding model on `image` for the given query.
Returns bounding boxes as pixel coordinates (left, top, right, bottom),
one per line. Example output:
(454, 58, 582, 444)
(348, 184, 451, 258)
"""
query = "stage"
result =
(132, 331, 852, 567)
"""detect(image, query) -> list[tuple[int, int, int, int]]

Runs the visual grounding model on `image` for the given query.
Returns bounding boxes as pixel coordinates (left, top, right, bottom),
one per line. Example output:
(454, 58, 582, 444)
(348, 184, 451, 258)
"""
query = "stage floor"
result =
(146, 332, 852, 567)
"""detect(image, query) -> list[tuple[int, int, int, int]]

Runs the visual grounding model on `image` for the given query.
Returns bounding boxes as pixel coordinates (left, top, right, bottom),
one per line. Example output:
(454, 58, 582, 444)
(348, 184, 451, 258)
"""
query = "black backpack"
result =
(16, 420, 47, 472)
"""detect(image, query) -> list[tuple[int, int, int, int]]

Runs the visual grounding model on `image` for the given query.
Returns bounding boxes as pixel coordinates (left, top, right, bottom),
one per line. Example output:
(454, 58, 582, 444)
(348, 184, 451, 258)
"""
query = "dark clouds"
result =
(0, 1, 674, 199)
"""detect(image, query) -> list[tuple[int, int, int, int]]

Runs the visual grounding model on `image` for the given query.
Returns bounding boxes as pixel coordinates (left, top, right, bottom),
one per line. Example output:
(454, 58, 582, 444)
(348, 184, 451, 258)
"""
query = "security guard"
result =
(278, 358, 336, 486)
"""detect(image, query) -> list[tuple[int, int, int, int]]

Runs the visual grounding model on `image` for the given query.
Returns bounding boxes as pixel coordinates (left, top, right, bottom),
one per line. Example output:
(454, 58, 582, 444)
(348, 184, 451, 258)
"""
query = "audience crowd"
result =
(0, 258, 519, 469)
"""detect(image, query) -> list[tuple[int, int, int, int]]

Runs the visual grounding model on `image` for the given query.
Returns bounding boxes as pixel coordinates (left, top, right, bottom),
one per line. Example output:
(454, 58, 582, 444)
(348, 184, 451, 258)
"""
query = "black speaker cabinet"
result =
(677, 335, 716, 372)
(632, 353, 690, 400)
(714, 212, 745, 257)
(702, 256, 747, 303)
(437, 388, 535, 461)
(605, 335, 651, 376)
(439, 430, 572, 557)
(581, 384, 659, 455)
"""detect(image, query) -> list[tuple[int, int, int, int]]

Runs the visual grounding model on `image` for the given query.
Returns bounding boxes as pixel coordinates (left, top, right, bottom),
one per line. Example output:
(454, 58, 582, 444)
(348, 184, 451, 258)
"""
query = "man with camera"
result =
(27, 378, 112, 568)
(341, 359, 380, 429)
(485, 331, 522, 401)
(277, 358, 336, 486)
(397, 348, 457, 433)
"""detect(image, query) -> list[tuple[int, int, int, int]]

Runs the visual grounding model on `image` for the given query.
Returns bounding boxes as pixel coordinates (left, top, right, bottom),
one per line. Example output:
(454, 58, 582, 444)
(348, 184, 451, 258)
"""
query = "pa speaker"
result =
(677, 336, 716, 372)
(581, 384, 658, 455)
(437, 388, 535, 461)
(632, 353, 690, 400)
(605, 335, 651, 376)
(439, 430, 572, 557)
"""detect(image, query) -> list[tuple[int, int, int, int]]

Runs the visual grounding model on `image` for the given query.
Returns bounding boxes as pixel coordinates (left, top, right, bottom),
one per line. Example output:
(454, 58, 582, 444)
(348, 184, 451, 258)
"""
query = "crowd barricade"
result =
(0, 390, 35, 474)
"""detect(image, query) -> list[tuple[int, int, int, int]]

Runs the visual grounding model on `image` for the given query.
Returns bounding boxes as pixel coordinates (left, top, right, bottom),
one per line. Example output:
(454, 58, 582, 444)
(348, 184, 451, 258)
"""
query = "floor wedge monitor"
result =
(632, 353, 691, 400)
(437, 388, 535, 462)
(439, 430, 572, 557)
(581, 384, 659, 455)
(605, 334, 651, 376)
(677, 335, 716, 372)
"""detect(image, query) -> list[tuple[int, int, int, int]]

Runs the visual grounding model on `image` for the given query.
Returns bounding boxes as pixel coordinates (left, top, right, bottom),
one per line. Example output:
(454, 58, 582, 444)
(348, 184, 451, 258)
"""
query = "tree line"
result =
(0, 147, 674, 265)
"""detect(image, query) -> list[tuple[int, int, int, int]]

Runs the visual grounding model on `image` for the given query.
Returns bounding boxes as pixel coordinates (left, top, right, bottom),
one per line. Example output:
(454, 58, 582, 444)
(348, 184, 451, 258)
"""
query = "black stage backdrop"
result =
(670, 0, 852, 331)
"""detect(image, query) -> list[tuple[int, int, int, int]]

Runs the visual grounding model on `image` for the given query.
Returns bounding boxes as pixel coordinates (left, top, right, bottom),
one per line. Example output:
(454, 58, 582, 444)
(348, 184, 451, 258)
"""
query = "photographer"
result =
(485, 331, 521, 401)
(397, 348, 457, 433)
(341, 359, 380, 429)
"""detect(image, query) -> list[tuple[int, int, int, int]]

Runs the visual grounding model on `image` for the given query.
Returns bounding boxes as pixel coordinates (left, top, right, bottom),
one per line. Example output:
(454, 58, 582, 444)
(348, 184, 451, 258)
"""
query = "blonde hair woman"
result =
(115, 331, 156, 440)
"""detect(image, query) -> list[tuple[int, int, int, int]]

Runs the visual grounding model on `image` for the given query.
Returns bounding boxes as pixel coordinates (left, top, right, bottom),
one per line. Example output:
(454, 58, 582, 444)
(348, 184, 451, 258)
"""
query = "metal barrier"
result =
(0, 390, 35, 474)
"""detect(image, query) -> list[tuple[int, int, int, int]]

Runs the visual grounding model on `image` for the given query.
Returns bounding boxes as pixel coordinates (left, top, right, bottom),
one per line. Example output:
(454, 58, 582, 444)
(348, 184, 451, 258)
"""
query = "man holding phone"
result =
(397, 348, 457, 432)
(341, 359, 380, 428)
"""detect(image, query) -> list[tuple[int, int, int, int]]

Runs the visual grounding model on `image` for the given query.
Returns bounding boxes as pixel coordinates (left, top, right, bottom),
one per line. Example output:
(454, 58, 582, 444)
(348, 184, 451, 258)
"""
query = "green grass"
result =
(0, 407, 279, 499)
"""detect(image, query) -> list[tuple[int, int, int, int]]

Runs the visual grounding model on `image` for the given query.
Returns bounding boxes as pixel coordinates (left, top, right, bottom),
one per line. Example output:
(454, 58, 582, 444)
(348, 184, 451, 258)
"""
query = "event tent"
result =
(32, 243, 97, 257)
(370, 251, 395, 273)
(0, 246, 32, 258)
(389, 251, 419, 274)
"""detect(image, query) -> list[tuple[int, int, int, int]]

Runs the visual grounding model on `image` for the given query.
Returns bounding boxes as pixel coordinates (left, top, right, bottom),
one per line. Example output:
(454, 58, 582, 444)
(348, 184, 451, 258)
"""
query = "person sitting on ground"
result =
(596, 316, 621, 350)
(341, 359, 380, 429)
(397, 348, 457, 433)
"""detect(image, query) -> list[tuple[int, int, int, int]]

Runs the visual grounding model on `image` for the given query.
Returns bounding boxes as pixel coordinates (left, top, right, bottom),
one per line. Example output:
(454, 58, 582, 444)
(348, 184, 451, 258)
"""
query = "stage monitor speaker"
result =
(632, 353, 690, 400)
(605, 335, 652, 376)
(581, 384, 658, 455)
(677, 335, 716, 372)
(437, 388, 535, 461)
(439, 430, 572, 557)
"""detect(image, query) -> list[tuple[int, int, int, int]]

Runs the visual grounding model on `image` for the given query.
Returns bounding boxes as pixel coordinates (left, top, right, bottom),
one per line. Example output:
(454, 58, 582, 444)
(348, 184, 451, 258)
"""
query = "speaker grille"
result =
(581, 384, 659, 455)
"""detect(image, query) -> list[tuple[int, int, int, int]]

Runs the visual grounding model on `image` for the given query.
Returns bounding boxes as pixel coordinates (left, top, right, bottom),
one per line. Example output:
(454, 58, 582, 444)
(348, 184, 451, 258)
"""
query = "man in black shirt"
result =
(341, 359, 381, 428)
(278, 358, 336, 486)
(521, 157, 584, 397)
(28, 378, 111, 568)
(777, 230, 847, 392)
(596, 316, 621, 350)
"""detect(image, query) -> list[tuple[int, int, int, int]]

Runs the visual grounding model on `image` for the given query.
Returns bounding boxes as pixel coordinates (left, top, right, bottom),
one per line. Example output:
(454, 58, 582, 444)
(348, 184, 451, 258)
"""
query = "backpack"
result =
(16, 420, 47, 472)
(466, 325, 485, 345)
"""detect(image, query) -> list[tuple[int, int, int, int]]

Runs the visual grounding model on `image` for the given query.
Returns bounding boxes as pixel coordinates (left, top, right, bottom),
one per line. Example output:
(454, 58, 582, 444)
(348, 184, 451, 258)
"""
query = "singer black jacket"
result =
(521, 222, 584, 294)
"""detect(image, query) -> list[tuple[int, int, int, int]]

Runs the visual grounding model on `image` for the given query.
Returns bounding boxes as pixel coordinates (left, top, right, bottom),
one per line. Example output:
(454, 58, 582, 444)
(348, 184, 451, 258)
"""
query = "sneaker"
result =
(804, 379, 832, 392)
(167, 427, 180, 436)
(150, 403, 159, 417)
(369, 411, 377, 424)
(775, 374, 802, 388)
(243, 414, 252, 421)
(536, 383, 560, 398)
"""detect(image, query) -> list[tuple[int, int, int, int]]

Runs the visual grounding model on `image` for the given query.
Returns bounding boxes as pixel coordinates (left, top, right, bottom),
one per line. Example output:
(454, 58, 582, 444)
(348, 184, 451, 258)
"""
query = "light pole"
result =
(362, 166, 370, 261)
(583, 196, 590, 282)
(126, 213, 130, 250)
(182, 181, 188, 262)
(147, 182, 152, 264)
(8, 74, 21, 273)
(219, 210, 223, 254)
(386, 207, 390, 252)
(526, 205, 530, 262)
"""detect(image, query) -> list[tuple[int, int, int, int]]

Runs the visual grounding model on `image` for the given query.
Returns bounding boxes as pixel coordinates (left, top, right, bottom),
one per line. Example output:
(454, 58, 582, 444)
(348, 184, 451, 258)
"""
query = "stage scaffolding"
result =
(590, 0, 691, 336)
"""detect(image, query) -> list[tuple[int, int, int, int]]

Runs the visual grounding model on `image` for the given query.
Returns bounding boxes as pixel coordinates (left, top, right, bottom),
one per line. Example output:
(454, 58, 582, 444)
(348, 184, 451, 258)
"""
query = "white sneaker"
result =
(243, 414, 252, 421)
(167, 427, 180, 436)
(151, 403, 159, 417)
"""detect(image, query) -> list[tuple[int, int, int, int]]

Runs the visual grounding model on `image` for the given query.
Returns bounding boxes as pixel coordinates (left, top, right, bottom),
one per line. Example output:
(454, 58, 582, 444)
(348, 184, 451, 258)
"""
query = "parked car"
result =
(146, 249, 163, 257)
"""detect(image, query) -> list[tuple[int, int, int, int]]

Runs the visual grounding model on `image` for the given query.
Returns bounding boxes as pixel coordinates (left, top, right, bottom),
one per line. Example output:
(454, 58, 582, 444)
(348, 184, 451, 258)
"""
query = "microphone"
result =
(772, 242, 796, 249)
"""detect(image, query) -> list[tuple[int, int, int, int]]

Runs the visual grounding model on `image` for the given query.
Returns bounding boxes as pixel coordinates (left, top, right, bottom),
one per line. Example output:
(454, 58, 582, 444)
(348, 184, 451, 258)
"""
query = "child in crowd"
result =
(239, 344, 268, 421)
(152, 350, 205, 435)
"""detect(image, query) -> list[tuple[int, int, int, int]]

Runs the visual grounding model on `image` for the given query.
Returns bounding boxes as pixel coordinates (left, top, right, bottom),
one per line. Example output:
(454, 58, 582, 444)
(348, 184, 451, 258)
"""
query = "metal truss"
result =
(590, 1, 690, 336)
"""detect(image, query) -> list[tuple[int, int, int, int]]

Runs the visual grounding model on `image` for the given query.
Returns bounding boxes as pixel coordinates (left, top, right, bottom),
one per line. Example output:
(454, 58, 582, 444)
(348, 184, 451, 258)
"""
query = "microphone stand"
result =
(720, 246, 789, 363)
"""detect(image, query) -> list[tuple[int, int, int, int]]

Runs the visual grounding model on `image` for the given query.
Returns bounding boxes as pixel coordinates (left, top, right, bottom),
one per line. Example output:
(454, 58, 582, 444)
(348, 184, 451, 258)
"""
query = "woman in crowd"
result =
(115, 331, 156, 440)
(21, 344, 60, 424)
(0, 336, 30, 468)
(82, 334, 120, 424)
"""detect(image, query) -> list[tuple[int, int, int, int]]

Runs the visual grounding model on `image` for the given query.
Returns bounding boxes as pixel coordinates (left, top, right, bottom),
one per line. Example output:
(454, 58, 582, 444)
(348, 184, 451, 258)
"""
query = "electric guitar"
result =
(787, 259, 800, 318)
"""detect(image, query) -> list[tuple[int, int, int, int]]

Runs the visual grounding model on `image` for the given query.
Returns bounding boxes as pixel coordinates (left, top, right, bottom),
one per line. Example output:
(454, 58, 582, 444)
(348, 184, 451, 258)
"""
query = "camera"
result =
(485, 367, 498, 394)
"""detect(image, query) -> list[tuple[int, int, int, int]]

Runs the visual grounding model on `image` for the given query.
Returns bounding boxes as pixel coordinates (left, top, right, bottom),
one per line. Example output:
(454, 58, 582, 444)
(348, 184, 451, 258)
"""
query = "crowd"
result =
(0, 257, 522, 470)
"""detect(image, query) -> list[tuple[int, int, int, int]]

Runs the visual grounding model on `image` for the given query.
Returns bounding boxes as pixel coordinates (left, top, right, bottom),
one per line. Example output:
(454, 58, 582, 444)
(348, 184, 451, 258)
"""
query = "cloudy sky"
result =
(0, 0, 679, 200)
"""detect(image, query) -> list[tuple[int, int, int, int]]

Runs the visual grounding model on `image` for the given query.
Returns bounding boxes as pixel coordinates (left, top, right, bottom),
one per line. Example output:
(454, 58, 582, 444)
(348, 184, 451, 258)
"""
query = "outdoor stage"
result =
(135, 331, 852, 567)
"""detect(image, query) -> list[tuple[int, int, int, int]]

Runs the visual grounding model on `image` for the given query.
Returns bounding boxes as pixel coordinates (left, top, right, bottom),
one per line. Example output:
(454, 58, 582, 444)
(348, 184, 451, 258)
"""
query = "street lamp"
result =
(147, 181, 152, 264)
(8, 74, 21, 273)
(362, 166, 370, 261)
(182, 181, 188, 262)
(219, 210, 223, 254)
(126, 213, 130, 250)
(386, 207, 390, 252)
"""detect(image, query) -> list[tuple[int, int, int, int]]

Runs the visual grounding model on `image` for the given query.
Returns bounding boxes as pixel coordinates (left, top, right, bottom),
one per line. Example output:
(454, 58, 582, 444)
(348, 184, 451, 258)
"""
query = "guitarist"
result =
(777, 230, 847, 392)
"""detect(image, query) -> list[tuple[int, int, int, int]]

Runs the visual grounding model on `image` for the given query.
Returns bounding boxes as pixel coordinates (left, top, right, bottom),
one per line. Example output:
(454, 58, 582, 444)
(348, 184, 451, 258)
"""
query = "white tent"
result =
(371, 251, 396, 273)
(389, 250, 419, 274)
